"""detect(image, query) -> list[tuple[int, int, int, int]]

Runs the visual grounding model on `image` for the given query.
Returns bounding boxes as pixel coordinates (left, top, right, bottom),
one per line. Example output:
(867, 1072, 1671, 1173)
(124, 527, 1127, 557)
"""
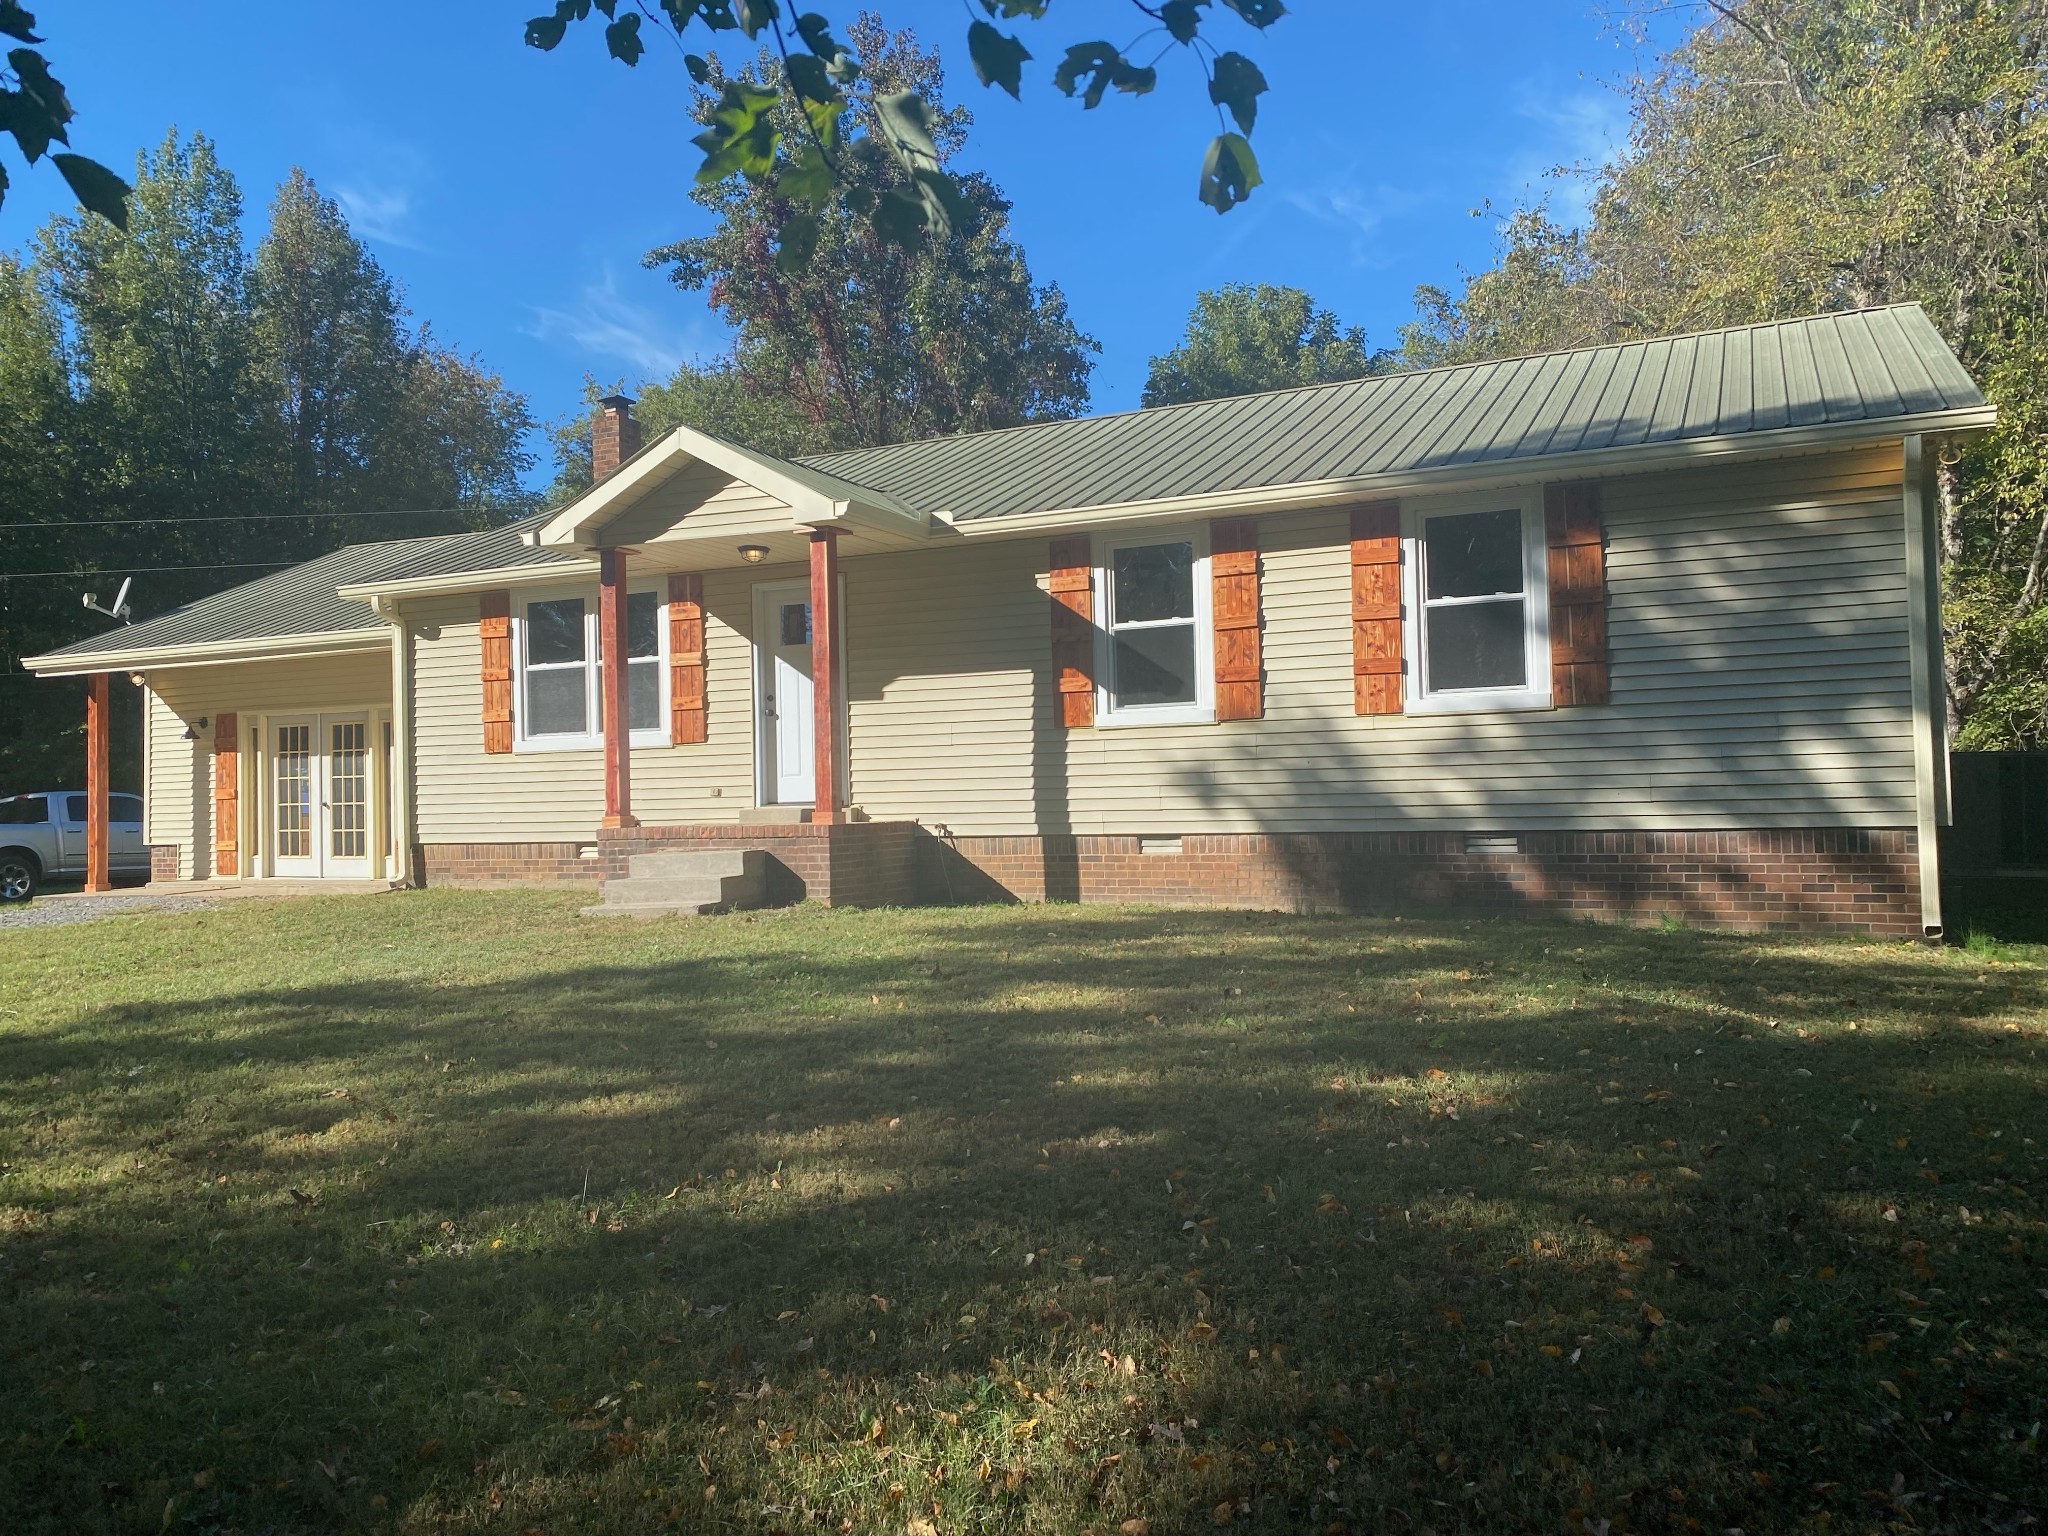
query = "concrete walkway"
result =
(1, 879, 400, 930)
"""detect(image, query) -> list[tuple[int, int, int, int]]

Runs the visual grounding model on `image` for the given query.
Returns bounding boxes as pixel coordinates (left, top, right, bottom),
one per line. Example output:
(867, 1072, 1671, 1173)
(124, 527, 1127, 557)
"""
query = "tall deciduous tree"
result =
(1401, 0, 2048, 747)
(1142, 282, 1390, 406)
(2, 131, 535, 793)
(548, 20, 1095, 496)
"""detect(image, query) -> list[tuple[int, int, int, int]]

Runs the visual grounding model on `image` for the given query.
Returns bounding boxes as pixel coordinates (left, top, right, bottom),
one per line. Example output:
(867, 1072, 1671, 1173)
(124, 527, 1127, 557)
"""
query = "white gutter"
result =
(24, 628, 390, 678)
(941, 406, 2001, 539)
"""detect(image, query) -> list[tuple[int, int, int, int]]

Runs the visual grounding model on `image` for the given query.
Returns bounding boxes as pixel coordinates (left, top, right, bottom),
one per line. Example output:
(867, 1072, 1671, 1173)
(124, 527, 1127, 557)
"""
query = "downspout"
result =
(1901, 435, 1947, 938)
(374, 598, 416, 887)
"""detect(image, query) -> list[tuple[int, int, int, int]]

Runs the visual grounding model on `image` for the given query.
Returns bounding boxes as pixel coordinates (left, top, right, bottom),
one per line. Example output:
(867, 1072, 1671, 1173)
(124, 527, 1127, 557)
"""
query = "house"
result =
(23, 305, 1991, 935)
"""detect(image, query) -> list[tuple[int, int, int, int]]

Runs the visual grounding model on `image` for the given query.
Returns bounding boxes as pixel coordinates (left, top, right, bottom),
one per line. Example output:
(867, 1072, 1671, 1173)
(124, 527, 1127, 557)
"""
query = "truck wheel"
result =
(0, 850, 40, 903)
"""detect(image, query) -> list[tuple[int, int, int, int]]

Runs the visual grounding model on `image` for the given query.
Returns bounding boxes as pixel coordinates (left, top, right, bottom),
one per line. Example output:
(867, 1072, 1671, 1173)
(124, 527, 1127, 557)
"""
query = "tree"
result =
(1400, 0, 2048, 748)
(549, 20, 1095, 498)
(2, 132, 535, 794)
(522, 0, 1284, 262)
(1142, 282, 1389, 406)
(0, 2, 130, 228)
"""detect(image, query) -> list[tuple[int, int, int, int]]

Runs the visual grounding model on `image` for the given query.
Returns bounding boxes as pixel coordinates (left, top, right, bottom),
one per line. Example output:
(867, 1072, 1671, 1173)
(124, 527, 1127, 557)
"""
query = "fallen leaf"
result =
(1119, 1521, 1150, 1536)
(1640, 1304, 1666, 1327)
(416, 1438, 443, 1460)
(1212, 1501, 1235, 1525)
(1772, 1316, 1791, 1336)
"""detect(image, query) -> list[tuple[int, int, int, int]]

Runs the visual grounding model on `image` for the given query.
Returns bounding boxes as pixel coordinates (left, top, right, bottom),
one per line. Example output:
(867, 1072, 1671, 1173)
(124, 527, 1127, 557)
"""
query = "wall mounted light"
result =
(737, 544, 769, 565)
(126, 671, 145, 687)
(181, 715, 209, 741)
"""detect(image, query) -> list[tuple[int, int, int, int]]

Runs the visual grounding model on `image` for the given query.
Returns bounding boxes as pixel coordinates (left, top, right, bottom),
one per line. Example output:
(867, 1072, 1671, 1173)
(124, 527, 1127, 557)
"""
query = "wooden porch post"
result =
(84, 671, 111, 892)
(599, 547, 638, 830)
(809, 529, 843, 824)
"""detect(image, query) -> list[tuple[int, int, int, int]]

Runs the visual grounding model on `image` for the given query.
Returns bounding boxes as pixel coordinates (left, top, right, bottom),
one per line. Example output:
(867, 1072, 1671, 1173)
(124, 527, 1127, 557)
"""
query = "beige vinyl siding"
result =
(405, 569, 772, 844)
(141, 649, 393, 877)
(843, 445, 1915, 834)
(605, 461, 794, 548)
(400, 444, 1914, 843)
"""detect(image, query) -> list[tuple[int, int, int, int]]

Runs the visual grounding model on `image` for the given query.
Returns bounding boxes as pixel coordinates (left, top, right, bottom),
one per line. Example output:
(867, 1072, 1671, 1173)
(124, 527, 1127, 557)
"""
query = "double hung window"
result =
(1095, 529, 1213, 726)
(516, 589, 665, 748)
(1404, 493, 1551, 713)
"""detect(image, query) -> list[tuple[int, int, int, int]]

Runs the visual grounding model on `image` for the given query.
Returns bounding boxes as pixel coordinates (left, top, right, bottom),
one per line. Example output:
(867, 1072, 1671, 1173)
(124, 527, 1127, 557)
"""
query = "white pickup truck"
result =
(0, 791, 149, 901)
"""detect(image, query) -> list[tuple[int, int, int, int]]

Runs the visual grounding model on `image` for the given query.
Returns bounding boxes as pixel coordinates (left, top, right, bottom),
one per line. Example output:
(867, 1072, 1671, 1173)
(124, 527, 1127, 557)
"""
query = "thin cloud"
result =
(334, 181, 428, 251)
(1280, 177, 1428, 267)
(526, 269, 723, 383)
(1502, 85, 1630, 225)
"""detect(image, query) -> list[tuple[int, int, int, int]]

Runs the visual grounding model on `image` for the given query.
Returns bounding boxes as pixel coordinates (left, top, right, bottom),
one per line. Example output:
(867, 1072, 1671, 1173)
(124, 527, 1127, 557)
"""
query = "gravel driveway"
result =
(0, 892, 222, 930)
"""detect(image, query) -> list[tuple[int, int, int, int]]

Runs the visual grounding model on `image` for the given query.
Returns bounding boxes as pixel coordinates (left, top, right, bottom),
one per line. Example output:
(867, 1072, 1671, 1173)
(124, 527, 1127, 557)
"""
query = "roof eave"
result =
(335, 558, 601, 605)
(23, 627, 393, 678)
(946, 405, 1998, 537)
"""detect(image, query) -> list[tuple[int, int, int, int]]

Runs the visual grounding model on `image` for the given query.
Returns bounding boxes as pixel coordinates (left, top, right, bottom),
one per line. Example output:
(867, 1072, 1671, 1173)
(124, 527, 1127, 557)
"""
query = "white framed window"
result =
(1401, 489, 1552, 714)
(512, 586, 668, 751)
(1094, 525, 1214, 727)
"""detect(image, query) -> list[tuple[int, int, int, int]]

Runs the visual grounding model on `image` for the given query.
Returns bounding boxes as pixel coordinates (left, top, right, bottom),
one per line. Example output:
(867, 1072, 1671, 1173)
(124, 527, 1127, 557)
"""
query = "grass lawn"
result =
(2, 893, 2044, 1535)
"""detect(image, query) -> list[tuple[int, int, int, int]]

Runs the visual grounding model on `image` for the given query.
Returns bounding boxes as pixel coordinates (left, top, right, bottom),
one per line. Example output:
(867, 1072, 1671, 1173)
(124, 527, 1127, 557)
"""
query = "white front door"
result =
(754, 582, 815, 806)
(269, 714, 372, 878)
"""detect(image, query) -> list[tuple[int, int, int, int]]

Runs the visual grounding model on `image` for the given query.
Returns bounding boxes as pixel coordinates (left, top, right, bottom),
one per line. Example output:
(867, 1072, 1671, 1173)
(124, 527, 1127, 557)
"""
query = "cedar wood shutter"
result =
(1049, 536, 1094, 728)
(212, 712, 239, 876)
(1544, 482, 1610, 706)
(1211, 518, 1262, 720)
(479, 591, 513, 753)
(668, 573, 707, 744)
(1350, 503, 1403, 714)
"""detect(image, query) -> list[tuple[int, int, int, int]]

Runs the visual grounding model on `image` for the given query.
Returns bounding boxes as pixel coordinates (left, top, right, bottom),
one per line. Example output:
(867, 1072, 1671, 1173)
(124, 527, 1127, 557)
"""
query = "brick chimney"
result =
(592, 394, 641, 483)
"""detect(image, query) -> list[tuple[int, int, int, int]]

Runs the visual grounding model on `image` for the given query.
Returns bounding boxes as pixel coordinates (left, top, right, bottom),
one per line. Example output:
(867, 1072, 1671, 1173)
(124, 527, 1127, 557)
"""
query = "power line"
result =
(0, 561, 300, 579)
(0, 508, 493, 530)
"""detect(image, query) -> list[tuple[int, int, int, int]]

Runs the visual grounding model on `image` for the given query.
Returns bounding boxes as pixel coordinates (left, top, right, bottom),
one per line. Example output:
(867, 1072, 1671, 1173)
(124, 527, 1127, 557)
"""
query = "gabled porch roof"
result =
(526, 421, 934, 568)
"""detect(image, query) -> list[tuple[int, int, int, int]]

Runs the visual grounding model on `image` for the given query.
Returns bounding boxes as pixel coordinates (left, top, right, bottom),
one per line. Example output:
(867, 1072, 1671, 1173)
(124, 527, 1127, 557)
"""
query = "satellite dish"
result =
(82, 576, 132, 623)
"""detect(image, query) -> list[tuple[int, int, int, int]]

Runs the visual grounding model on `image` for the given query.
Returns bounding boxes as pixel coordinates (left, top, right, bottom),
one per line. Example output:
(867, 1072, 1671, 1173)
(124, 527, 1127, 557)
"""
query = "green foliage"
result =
(1402, 0, 2048, 748)
(523, 0, 1285, 242)
(0, 5, 129, 227)
(0, 132, 534, 793)
(546, 22, 1094, 499)
(1143, 282, 1392, 407)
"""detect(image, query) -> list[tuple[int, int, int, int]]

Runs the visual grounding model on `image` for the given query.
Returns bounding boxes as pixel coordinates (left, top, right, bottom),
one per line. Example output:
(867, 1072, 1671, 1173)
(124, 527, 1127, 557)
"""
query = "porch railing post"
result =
(809, 529, 843, 824)
(599, 547, 638, 830)
(85, 671, 111, 892)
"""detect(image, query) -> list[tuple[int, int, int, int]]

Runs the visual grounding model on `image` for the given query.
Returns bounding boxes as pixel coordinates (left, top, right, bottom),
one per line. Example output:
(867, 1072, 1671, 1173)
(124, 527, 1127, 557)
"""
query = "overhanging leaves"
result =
(51, 151, 128, 228)
(692, 80, 784, 183)
(1207, 51, 1266, 135)
(1160, 0, 1205, 44)
(6, 46, 72, 161)
(1053, 42, 1155, 110)
(0, 1, 41, 45)
(967, 20, 1030, 100)
(1219, 0, 1286, 27)
(1198, 131, 1261, 213)
(604, 11, 644, 64)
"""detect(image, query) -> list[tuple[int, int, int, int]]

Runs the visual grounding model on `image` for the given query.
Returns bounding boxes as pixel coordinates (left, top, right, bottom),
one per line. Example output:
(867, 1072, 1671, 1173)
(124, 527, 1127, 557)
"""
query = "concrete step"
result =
(599, 876, 733, 907)
(581, 847, 769, 918)
(626, 849, 757, 882)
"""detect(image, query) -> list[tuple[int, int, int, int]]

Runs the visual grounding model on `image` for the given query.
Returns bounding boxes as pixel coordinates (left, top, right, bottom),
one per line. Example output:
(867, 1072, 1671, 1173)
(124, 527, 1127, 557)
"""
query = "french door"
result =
(270, 714, 373, 878)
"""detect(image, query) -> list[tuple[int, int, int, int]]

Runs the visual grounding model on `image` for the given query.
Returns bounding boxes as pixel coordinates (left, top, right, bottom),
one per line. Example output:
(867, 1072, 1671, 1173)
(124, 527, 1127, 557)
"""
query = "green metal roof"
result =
(27, 517, 578, 665)
(803, 305, 1986, 522)
(24, 304, 1986, 669)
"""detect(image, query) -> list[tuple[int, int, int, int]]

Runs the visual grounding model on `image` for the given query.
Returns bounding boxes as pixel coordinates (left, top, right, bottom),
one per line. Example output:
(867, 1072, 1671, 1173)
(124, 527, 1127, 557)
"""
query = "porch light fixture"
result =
(738, 544, 769, 565)
(182, 716, 208, 741)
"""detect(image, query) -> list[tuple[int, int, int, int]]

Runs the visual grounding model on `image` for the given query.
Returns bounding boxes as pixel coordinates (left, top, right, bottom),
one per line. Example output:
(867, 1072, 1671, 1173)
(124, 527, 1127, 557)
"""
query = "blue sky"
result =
(1, 3, 1678, 483)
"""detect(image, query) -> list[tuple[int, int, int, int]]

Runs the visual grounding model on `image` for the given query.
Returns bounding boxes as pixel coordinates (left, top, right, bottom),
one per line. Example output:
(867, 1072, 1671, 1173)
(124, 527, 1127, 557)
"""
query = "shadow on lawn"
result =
(3, 909, 2044, 1535)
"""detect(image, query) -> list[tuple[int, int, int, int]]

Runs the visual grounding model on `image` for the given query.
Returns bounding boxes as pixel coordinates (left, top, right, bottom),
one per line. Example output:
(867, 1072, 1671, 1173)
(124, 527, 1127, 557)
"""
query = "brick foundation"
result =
(419, 824, 1922, 935)
(595, 820, 919, 907)
(417, 841, 602, 886)
(147, 844, 180, 883)
(916, 828, 1923, 936)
